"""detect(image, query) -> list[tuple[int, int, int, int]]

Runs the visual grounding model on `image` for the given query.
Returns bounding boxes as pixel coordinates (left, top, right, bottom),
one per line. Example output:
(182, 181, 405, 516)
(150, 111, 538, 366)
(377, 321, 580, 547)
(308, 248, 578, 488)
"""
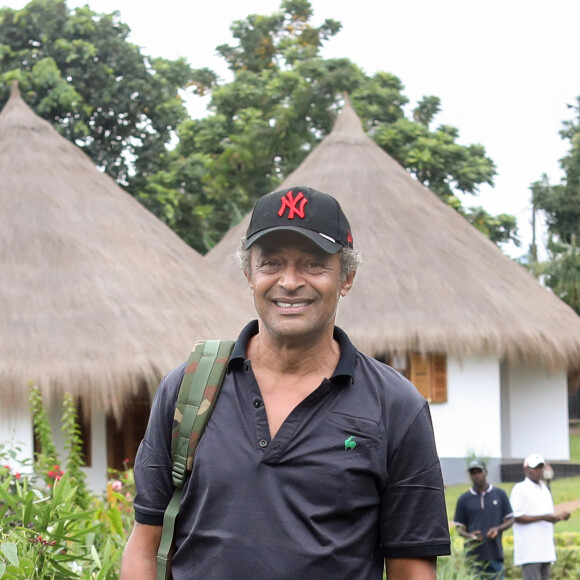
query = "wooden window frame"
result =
(380, 352, 448, 404)
(409, 352, 447, 403)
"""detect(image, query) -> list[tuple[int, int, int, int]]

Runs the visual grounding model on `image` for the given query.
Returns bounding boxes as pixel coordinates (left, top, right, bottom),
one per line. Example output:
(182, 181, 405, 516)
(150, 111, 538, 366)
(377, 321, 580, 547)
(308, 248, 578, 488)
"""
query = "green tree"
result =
(529, 98, 580, 314)
(532, 102, 580, 245)
(542, 237, 580, 315)
(1, 0, 515, 254)
(143, 0, 514, 253)
(0, 0, 192, 192)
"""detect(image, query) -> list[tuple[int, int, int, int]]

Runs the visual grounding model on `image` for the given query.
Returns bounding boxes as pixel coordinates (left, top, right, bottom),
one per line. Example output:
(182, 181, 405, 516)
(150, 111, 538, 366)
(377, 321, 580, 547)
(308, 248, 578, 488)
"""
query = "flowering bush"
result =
(0, 386, 134, 579)
(46, 465, 64, 485)
(101, 460, 136, 539)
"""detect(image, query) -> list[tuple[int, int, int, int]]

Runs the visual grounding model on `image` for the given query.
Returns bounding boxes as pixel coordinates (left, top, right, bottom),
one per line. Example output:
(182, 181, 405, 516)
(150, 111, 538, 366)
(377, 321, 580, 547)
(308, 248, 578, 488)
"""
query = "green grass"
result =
(446, 429, 580, 528)
(446, 475, 580, 534)
(570, 430, 580, 463)
(444, 433, 580, 578)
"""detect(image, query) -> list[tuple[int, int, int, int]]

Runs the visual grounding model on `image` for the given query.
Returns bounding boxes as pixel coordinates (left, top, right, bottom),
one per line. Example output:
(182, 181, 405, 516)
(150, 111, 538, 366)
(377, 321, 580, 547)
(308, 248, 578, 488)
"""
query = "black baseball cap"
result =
(245, 186, 353, 254)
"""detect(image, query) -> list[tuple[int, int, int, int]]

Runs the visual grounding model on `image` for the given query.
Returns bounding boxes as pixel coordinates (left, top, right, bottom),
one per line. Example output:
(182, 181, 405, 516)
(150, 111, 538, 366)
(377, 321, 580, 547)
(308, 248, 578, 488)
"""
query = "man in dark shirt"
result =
(121, 186, 451, 580)
(454, 460, 514, 579)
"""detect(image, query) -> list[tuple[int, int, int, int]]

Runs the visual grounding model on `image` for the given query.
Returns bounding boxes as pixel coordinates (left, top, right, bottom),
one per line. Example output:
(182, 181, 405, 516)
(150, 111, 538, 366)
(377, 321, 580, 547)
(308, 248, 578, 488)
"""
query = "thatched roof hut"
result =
(0, 83, 254, 418)
(206, 100, 580, 373)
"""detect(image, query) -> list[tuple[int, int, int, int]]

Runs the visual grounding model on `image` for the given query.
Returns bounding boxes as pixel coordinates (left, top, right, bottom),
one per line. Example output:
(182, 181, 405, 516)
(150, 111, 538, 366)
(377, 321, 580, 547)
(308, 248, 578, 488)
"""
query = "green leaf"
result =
(90, 544, 102, 569)
(0, 543, 18, 567)
(106, 506, 124, 536)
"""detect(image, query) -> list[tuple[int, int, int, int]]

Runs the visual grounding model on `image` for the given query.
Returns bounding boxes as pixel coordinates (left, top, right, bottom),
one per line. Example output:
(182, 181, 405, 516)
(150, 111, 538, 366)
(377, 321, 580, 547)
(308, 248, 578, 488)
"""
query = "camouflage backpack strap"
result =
(156, 339, 235, 580)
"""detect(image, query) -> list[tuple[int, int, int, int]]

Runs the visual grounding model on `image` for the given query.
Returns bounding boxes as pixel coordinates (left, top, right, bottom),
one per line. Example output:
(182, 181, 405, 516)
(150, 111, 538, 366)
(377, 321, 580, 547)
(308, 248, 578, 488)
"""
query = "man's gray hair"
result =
(236, 237, 362, 281)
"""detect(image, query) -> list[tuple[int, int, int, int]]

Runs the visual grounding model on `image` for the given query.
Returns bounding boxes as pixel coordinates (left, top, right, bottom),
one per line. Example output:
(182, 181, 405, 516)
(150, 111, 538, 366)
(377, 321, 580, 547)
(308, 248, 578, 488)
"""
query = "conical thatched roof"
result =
(206, 100, 580, 371)
(0, 83, 254, 417)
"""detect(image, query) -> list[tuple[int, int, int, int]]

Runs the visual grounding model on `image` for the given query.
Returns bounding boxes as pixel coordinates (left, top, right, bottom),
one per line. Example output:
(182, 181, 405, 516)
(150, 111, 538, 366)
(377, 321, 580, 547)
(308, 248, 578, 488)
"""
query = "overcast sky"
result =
(6, 0, 580, 257)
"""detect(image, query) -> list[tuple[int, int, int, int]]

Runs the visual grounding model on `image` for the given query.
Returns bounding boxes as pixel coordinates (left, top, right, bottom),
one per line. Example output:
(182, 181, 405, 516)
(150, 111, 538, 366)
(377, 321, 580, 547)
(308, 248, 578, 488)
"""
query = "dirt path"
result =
(555, 499, 580, 514)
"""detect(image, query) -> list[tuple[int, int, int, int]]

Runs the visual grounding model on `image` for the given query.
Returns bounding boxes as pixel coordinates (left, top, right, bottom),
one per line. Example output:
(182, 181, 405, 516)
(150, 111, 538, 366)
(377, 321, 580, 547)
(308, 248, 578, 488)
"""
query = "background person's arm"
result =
(487, 516, 514, 539)
(120, 522, 163, 580)
(454, 523, 482, 541)
(514, 512, 570, 524)
(385, 557, 437, 580)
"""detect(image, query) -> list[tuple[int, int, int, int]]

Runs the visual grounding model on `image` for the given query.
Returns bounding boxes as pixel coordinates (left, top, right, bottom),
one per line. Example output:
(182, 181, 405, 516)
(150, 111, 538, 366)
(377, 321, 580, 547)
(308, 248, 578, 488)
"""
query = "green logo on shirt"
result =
(344, 435, 357, 450)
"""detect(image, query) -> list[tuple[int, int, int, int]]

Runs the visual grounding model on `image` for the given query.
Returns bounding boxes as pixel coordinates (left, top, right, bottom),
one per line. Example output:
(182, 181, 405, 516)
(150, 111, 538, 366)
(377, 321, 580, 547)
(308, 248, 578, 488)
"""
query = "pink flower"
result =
(111, 480, 123, 492)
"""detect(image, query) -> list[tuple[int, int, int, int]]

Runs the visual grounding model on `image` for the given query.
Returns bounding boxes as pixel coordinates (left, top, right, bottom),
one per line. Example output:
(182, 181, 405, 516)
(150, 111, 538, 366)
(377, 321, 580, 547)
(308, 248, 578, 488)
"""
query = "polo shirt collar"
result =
(469, 484, 493, 496)
(524, 477, 547, 489)
(230, 320, 357, 383)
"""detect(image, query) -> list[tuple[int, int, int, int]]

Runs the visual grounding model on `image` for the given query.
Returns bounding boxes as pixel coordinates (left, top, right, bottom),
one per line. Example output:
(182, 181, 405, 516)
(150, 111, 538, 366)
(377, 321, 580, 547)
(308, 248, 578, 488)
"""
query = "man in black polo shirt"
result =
(454, 460, 514, 579)
(121, 186, 451, 580)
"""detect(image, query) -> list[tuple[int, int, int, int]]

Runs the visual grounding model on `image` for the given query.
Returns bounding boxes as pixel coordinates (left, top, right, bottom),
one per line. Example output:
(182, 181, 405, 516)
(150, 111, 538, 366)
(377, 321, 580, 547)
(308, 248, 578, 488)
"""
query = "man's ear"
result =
(244, 249, 255, 293)
(340, 271, 356, 297)
(245, 271, 254, 293)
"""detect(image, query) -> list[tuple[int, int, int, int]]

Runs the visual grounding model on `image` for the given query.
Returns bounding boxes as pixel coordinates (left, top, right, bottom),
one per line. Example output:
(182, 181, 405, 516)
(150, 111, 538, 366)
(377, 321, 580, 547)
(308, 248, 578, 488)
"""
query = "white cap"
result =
(523, 453, 545, 468)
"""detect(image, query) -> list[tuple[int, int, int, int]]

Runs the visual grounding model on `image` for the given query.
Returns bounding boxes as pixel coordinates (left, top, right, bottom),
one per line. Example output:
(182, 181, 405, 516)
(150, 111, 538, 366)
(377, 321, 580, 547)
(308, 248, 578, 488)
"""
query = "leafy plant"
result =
(0, 387, 133, 578)
(28, 382, 60, 481)
(61, 393, 90, 509)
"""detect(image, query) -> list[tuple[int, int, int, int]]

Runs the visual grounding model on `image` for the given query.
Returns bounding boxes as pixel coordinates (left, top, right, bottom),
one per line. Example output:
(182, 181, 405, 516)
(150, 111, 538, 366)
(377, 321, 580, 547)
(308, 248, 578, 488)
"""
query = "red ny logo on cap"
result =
(278, 190, 308, 219)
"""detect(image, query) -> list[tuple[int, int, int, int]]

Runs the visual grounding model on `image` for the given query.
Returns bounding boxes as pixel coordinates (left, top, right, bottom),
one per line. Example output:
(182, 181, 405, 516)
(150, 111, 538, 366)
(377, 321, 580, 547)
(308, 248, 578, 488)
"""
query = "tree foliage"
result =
(530, 98, 580, 315)
(541, 238, 580, 315)
(142, 0, 515, 253)
(2, 0, 516, 254)
(0, 0, 192, 192)
(532, 100, 580, 245)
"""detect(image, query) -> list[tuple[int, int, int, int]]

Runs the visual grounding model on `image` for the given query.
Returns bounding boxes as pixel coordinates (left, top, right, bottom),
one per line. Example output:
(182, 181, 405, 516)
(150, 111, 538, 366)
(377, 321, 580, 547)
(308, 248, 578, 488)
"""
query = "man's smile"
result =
(274, 300, 310, 309)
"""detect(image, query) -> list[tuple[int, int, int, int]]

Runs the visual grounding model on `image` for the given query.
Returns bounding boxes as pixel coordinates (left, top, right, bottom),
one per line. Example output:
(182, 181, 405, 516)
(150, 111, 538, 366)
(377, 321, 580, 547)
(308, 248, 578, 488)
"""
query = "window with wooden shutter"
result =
(106, 383, 151, 471)
(406, 353, 447, 403)
(430, 354, 447, 403)
(409, 353, 432, 399)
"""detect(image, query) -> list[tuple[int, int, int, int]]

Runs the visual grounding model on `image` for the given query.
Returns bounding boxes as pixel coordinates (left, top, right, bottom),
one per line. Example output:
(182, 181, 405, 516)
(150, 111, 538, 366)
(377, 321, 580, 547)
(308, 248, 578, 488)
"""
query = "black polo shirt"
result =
(134, 321, 450, 579)
(453, 485, 513, 562)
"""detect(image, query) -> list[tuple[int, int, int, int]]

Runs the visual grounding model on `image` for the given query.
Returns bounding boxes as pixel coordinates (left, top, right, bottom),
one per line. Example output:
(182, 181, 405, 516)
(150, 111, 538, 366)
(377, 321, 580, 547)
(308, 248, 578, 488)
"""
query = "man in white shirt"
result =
(510, 453, 570, 580)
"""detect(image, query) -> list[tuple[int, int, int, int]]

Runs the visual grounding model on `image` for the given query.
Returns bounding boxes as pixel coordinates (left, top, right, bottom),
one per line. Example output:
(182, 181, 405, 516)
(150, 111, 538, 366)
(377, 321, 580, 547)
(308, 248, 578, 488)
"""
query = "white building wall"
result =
(503, 364, 569, 460)
(430, 354, 502, 460)
(87, 411, 108, 492)
(0, 405, 34, 473)
(1, 396, 111, 493)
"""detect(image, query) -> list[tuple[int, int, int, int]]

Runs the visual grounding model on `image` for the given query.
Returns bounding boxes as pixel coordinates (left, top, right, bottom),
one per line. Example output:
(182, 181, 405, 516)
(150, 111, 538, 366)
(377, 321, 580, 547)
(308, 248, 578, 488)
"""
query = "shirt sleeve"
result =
(501, 489, 514, 520)
(453, 495, 468, 527)
(510, 483, 528, 518)
(380, 400, 451, 558)
(132, 363, 186, 525)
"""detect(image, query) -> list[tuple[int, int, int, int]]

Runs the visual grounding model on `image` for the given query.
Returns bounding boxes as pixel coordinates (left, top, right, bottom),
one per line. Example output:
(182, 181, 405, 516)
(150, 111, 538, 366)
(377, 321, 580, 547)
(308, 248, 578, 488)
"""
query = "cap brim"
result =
(245, 226, 343, 254)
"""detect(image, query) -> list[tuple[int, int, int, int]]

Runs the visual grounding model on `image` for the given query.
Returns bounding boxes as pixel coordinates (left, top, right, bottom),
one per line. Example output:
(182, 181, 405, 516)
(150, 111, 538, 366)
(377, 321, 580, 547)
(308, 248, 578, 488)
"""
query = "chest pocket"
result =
(328, 412, 381, 456)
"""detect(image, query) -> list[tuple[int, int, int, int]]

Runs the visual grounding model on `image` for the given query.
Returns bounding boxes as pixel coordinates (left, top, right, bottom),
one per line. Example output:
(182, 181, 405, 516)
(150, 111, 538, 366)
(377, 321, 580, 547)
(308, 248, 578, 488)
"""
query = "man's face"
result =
(468, 468, 487, 490)
(525, 464, 545, 483)
(246, 231, 354, 345)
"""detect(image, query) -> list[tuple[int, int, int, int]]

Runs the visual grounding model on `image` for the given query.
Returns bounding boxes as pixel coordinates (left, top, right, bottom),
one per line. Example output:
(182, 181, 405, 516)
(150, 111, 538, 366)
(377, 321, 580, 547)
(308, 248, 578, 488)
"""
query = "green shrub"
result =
(0, 472, 116, 578)
(450, 531, 580, 580)
(0, 386, 134, 578)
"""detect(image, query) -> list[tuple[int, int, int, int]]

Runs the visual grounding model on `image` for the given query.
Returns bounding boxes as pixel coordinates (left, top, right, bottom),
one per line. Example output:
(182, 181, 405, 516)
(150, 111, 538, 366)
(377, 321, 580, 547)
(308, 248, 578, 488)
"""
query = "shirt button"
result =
(243, 364, 249, 371)
(259, 439, 268, 448)
(253, 400, 261, 408)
